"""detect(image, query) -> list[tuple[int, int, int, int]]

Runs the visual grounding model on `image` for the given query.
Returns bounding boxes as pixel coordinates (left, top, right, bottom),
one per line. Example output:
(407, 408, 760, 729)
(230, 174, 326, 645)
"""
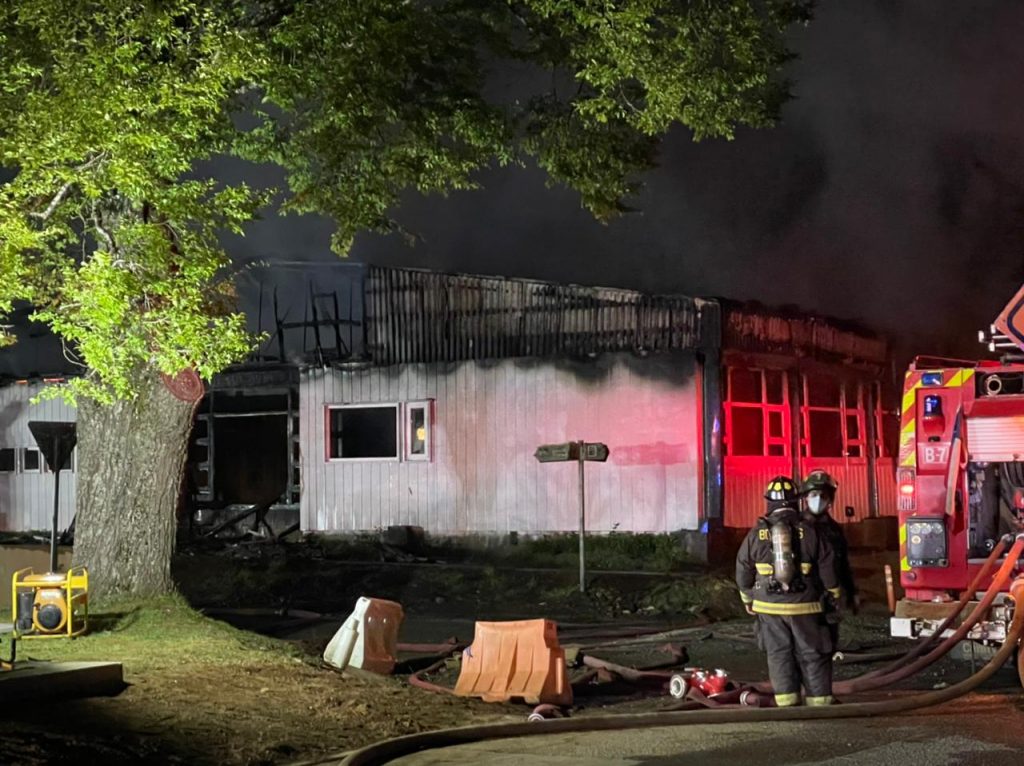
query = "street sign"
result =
(534, 442, 609, 463)
(534, 442, 577, 462)
(534, 440, 610, 594)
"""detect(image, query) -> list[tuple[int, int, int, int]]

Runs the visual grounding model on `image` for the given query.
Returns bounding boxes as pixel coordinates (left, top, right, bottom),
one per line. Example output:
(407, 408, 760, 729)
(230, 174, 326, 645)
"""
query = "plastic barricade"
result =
(454, 618, 571, 705)
(324, 597, 404, 674)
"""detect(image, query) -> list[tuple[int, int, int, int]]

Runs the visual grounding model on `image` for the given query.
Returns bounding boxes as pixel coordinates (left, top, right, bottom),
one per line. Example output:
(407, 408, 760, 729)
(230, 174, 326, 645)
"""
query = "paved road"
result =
(390, 691, 1024, 766)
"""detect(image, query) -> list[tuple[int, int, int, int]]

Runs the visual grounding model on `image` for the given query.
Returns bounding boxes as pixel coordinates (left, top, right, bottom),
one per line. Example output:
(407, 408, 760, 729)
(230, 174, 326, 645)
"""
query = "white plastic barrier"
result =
(323, 597, 404, 674)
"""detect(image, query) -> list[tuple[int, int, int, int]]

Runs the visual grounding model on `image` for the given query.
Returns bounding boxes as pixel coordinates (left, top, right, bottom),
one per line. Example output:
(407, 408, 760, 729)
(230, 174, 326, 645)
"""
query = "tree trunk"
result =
(73, 370, 196, 600)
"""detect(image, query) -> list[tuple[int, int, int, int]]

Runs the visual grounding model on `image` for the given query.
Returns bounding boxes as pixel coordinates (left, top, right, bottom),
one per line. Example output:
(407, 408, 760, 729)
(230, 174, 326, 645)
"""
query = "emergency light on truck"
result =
(897, 468, 916, 511)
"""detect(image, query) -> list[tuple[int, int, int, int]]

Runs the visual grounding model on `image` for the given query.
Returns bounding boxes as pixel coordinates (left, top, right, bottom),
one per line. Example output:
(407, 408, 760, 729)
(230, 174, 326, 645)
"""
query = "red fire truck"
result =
(890, 287, 1024, 651)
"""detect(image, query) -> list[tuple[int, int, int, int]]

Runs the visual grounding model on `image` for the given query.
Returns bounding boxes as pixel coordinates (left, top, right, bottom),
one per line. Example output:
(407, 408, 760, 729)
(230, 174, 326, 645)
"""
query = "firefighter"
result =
(801, 469, 858, 615)
(736, 475, 841, 707)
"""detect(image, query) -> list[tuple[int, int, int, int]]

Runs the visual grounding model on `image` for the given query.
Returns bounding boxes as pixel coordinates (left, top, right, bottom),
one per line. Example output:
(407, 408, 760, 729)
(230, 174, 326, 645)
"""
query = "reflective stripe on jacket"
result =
(735, 509, 840, 616)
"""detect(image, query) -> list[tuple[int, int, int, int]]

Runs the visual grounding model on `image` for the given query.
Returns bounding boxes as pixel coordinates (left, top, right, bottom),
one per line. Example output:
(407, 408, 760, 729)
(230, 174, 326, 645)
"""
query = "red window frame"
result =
(724, 367, 790, 458)
(800, 375, 867, 460)
(873, 381, 893, 458)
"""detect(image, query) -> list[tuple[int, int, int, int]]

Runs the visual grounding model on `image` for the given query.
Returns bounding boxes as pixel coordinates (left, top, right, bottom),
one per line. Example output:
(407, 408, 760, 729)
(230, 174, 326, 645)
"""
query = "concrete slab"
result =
(0, 661, 125, 704)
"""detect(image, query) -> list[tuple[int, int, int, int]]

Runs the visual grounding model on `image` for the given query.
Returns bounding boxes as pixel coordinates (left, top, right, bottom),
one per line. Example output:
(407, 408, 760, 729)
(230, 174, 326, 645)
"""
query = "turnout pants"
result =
(757, 613, 833, 706)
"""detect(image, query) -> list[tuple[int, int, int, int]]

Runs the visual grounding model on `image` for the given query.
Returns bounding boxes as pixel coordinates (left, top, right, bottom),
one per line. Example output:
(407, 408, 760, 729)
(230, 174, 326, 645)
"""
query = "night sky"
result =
(6, 1, 1024, 376)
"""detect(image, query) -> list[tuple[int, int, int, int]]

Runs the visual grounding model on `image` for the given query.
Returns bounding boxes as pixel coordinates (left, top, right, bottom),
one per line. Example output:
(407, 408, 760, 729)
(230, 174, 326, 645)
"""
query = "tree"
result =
(0, 0, 812, 598)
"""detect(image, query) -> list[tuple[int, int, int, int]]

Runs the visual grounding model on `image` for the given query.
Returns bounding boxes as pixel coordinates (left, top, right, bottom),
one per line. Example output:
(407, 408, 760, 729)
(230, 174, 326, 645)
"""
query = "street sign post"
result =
(533, 440, 610, 593)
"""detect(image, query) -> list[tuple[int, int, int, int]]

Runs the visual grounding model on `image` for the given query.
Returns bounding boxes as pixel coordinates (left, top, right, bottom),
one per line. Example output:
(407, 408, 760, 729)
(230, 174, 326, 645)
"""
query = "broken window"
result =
(21, 447, 40, 472)
(0, 448, 14, 472)
(405, 401, 432, 461)
(729, 368, 762, 403)
(730, 408, 765, 456)
(801, 375, 866, 459)
(725, 366, 790, 457)
(327, 405, 399, 460)
(808, 410, 844, 457)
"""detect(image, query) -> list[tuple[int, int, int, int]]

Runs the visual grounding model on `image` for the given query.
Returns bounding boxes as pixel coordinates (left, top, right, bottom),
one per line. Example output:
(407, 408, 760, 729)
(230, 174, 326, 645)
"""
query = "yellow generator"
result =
(12, 567, 89, 639)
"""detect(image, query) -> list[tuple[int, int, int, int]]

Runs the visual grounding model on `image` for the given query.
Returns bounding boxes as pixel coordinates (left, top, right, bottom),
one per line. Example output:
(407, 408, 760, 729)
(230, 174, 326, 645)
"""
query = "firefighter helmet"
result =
(764, 476, 798, 503)
(801, 470, 838, 495)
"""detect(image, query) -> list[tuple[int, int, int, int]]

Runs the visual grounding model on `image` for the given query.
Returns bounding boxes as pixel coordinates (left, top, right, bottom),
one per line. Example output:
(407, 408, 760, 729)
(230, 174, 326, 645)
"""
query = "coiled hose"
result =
(337, 575, 1024, 766)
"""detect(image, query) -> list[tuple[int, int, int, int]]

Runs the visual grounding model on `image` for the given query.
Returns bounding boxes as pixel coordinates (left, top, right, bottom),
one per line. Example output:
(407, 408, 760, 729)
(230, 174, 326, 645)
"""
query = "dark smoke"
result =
(6, 1, 1024, 378)
(333, 0, 1024, 360)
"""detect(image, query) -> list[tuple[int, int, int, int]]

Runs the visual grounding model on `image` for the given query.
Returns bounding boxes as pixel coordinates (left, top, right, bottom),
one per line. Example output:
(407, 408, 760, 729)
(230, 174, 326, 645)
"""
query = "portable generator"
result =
(12, 567, 89, 639)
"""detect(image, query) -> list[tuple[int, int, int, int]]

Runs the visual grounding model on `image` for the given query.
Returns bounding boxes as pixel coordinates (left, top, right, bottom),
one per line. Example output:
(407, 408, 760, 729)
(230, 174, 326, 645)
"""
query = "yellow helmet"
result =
(764, 476, 798, 503)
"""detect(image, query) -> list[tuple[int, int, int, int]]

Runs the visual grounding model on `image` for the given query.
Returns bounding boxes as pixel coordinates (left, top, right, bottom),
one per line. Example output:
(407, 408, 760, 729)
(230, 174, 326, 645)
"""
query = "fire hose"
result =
(358, 539, 1024, 766)
(582, 538, 1020, 701)
(701, 536, 1024, 706)
(412, 537, 1023, 706)
(335, 574, 1024, 766)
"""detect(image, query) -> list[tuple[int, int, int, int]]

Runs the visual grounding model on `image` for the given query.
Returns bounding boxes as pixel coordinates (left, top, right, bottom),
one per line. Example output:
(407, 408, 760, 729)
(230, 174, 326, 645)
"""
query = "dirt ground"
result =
(0, 538, 969, 766)
(0, 596, 519, 766)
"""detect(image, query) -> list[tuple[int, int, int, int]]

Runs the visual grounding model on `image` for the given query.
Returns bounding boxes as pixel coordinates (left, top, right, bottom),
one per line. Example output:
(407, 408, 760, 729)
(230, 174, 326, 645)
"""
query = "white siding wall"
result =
(0, 383, 77, 531)
(300, 353, 702, 535)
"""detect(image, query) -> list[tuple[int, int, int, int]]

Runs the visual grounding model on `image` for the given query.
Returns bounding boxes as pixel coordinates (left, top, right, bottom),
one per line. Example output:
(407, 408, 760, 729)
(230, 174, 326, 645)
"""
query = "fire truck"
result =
(890, 286, 1024, 653)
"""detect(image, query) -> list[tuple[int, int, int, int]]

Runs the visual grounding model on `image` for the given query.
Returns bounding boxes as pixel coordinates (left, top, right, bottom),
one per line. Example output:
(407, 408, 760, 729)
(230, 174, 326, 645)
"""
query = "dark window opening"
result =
(844, 384, 859, 409)
(765, 370, 786, 405)
(730, 408, 765, 456)
(22, 448, 40, 472)
(0, 448, 14, 472)
(846, 414, 861, 441)
(808, 411, 844, 457)
(806, 374, 841, 408)
(329, 406, 398, 459)
(214, 415, 287, 504)
(729, 368, 762, 403)
(56, 449, 73, 471)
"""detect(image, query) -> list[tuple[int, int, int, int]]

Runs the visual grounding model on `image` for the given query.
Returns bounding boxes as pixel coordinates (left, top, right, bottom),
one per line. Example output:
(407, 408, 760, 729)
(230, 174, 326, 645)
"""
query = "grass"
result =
(309, 530, 700, 573)
(495, 532, 699, 572)
(16, 593, 304, 671)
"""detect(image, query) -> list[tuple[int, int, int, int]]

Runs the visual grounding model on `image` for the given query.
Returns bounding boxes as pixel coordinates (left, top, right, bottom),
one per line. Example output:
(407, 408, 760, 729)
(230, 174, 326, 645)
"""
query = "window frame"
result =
(404, 400, 433, 462)
(20, 447, 42, 473)
(724, 366, 791, 458)
(800, 375, 867, 460)
(324, 402, 402, 463)
(873, 381, 894, 458)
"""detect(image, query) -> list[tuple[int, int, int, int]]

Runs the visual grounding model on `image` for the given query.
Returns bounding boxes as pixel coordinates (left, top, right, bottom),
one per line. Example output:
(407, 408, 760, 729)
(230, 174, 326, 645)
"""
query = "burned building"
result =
(0, 265, 899, 553)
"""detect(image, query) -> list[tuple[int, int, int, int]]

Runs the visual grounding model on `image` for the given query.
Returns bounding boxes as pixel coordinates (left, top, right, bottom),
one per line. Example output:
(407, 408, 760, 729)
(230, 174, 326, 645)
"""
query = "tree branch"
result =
(29, 181, 74, 221)
(29, 154, 105, 222)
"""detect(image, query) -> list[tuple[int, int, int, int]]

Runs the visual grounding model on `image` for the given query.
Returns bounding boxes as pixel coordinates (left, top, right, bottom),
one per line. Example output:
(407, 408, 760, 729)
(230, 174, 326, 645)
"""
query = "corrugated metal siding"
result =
(300, 353, 702, 535)
(0, 383, 77, 531)
(365, 267, 702, 366)
(722, 457, 793, 529)
(800, 459, 873, 523)
(875, 458, 897, 516)
(724, 457, 893, 527)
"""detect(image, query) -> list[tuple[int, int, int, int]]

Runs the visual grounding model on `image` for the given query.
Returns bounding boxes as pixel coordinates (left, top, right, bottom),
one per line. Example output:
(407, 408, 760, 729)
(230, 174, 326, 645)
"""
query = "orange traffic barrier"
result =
(454, 619, 571, 705)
